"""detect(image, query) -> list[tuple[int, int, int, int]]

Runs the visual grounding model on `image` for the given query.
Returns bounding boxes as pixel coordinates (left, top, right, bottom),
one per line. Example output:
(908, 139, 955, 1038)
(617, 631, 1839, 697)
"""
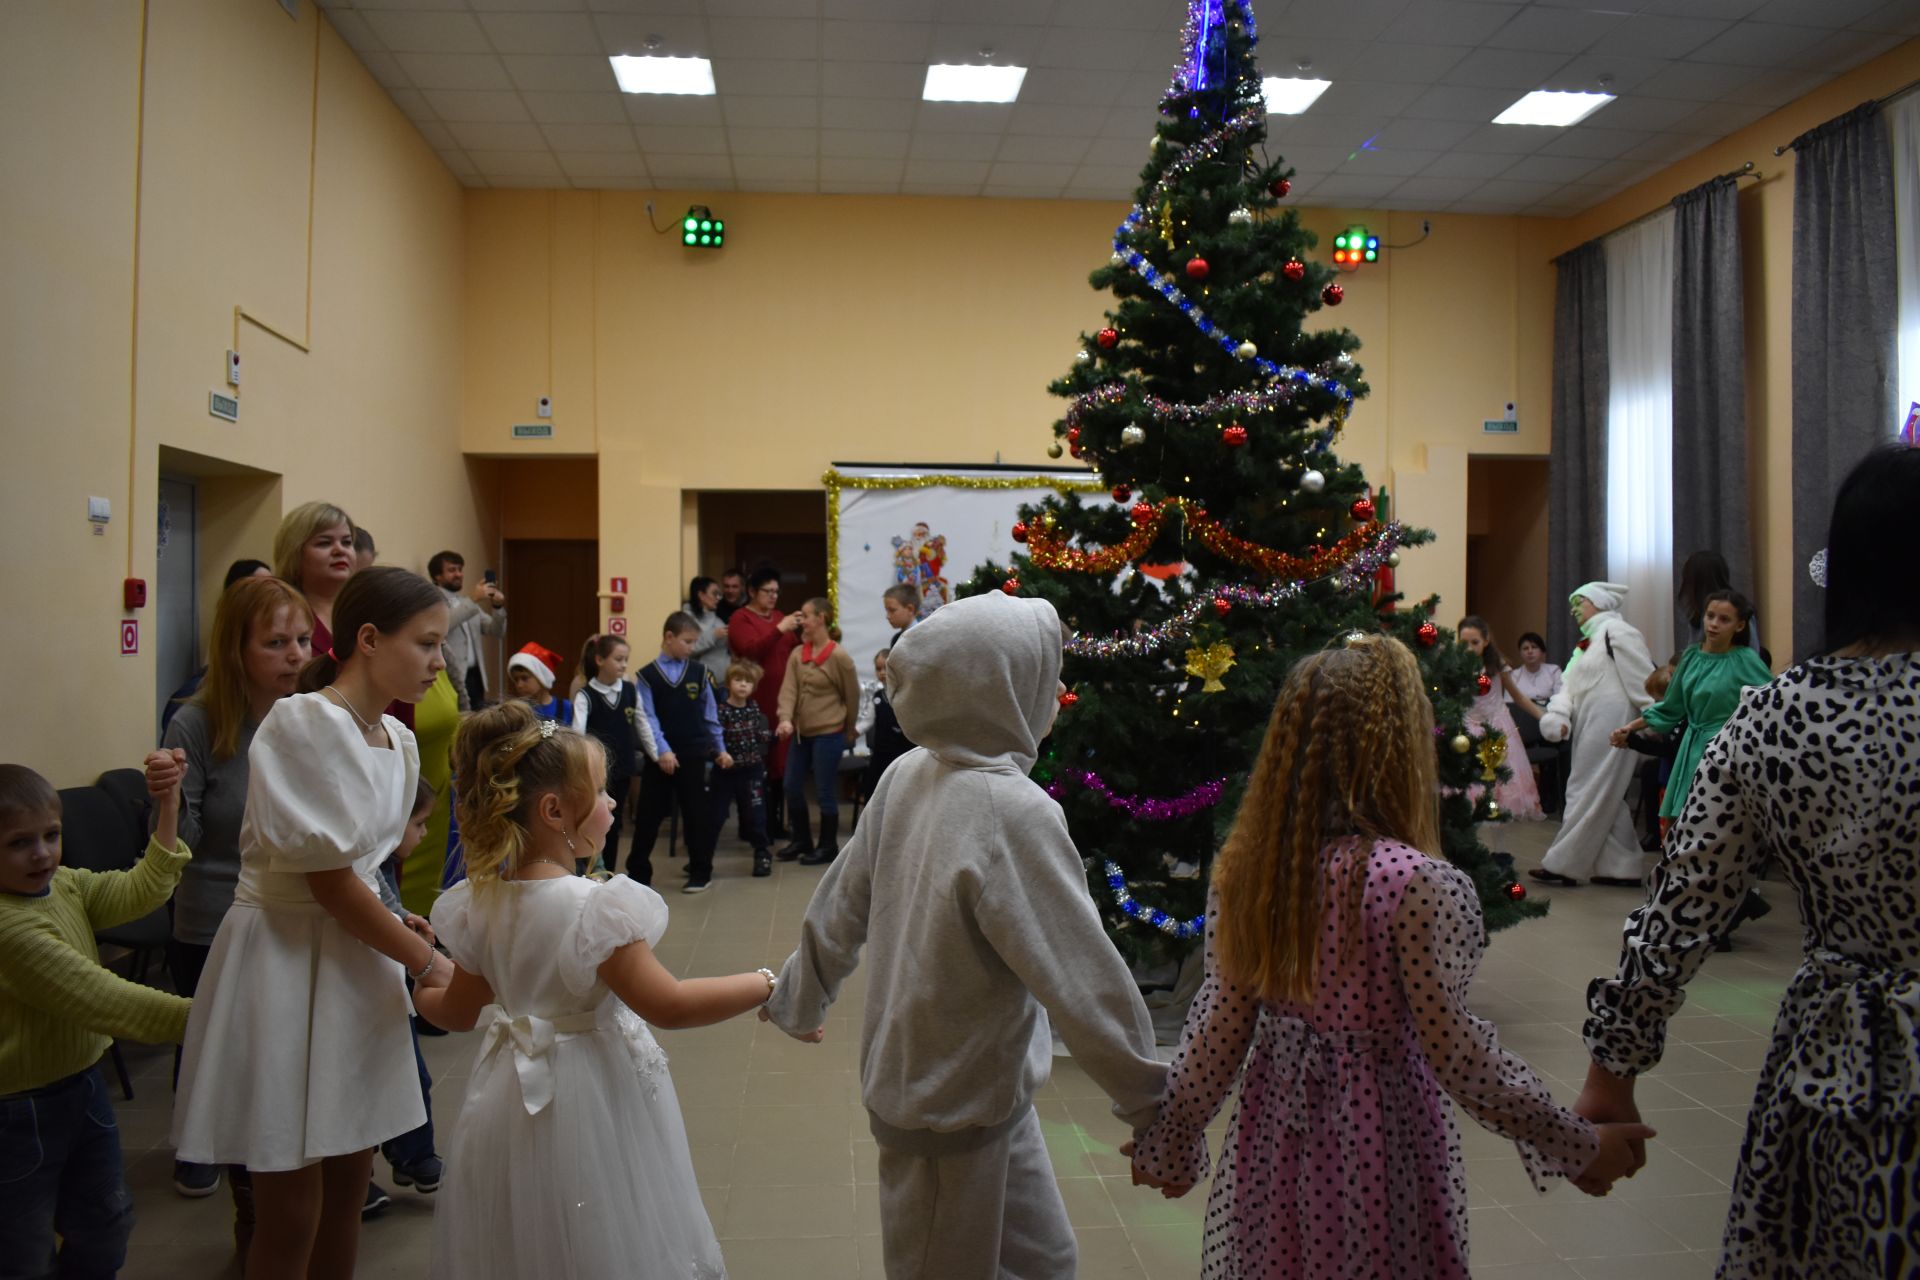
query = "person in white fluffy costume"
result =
(1530, 583, 1655, 886)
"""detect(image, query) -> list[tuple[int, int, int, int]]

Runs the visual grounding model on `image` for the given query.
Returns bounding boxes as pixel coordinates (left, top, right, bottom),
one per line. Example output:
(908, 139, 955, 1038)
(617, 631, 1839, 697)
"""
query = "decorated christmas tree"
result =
(961, 0, 1542, 969)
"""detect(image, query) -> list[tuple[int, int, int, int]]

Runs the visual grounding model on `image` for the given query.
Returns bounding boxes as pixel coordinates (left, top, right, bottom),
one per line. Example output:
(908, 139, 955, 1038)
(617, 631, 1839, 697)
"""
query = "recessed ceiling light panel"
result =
(1260, 77, 1332, 115)
(922, 64, 1028, 104)
(609, 55, 716, 96)
(1492, 90, 1614, 127)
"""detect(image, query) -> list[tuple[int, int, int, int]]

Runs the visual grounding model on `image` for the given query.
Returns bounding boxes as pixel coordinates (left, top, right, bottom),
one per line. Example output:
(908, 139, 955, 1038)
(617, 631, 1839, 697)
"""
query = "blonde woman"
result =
(415, 701, 785, 1280)
(1129, 635, 1648, 1277)
(272, 501, 356, 653)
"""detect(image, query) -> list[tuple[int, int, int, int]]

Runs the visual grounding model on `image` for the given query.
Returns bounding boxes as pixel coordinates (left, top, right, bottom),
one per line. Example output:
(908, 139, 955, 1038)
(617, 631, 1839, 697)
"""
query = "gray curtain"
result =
(1670, 175, 1753, 655)
(1791, 102, 1898, 658)
(1547, 242, 1609, 660)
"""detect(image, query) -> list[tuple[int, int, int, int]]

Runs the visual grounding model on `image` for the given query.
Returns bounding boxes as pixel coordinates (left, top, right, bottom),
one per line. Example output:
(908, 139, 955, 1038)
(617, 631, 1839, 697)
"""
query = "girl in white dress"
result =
(172, 566, 455, 1279)
(416, 700, 798, 1280)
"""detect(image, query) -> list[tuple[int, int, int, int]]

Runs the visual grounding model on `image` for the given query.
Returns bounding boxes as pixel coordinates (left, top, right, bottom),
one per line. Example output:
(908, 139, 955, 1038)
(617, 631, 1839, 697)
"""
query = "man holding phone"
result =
(429, 550, 508, 710)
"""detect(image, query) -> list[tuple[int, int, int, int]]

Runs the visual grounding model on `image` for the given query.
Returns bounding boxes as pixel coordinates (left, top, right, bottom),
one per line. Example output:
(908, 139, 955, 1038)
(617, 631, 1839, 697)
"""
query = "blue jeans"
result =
(380, 1017, 436, 1169)
(0, 1066, 133, 1280)
(785, 734, 847, 822)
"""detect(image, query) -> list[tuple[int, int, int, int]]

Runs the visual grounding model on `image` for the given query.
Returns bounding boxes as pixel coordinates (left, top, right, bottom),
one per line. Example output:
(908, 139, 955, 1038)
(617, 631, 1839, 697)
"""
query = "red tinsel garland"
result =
(1019, 497, 1383, 580)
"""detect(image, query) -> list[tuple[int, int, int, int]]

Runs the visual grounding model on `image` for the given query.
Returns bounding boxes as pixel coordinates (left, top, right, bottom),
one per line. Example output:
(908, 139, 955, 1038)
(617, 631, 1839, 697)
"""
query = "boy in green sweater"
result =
(0, 757, 193, 1278)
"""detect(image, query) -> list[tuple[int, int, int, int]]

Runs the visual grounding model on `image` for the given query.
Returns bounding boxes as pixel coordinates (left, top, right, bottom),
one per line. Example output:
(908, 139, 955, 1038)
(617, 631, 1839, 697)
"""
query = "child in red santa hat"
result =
(505, 643, 573, 727)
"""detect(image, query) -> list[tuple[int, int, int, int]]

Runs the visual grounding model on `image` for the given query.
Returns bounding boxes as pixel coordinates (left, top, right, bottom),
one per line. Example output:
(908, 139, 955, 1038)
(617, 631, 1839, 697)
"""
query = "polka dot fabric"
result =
(1585, 654, 1920, 1277)
(1134, 838, 1598, 1278)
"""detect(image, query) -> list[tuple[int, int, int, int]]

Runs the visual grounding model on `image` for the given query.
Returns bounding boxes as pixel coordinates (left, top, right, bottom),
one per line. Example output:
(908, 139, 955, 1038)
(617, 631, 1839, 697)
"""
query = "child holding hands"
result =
(761, 591, 1167, 1278)
(1128, 635, 1653, 1277)
(0, 757, 194, 1277)
(417, 701, 789, 1279)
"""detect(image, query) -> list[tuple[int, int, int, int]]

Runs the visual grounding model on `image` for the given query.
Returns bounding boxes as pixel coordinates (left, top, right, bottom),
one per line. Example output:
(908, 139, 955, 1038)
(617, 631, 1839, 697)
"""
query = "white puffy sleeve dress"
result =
(428, 874, 725, 1280)
(171, 692, 425, 1171)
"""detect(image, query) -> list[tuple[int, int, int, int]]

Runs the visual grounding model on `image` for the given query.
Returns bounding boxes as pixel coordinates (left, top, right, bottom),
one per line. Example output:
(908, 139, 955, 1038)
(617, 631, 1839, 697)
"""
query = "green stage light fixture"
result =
(681, 205, 724, 249)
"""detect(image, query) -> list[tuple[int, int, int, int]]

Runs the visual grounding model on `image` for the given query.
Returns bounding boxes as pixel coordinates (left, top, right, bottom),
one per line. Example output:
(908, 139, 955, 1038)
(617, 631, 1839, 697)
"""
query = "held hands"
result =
(775, 720, 795, 740)
(143, 749, 187, 807)
(1609, 727, 1632, 749)
(755, 1005, 826, 1043)
(1120, 1140, 1193, 1200)
(403, 913, 436, 947)
(1574, 1123, 1658, 1196)
(715, 752, 734, 770)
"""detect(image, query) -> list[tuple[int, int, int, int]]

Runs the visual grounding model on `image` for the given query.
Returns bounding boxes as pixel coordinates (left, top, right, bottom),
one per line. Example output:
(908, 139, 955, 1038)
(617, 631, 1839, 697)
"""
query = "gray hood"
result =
(887, 592, 1062, 774)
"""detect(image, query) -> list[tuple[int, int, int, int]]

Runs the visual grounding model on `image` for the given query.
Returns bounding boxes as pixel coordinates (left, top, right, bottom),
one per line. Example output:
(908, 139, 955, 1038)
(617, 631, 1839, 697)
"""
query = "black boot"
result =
(799, 814, 839, 866)
(752, 847, 773, 877)
(774, 807, 812, 861)
(765, 799, 788, 842)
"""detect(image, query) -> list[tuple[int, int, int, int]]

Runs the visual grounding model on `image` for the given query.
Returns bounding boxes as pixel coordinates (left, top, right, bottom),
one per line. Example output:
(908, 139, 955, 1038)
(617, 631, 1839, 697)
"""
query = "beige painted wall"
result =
(1547, 38, 1920, 661)
(463, 191, 1559, 630)
(1, 2, 477, 784)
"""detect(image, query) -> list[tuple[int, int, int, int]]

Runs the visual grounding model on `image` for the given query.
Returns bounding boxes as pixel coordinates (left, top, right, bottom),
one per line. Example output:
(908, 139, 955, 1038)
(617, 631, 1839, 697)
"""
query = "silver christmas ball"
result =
(1074, 349, 1091, 365)
(1228, 206, 1253, 227)
(1110, 251, 1127, 268)
(1300, 469, 1326, 493)
(1120, 425, 1147, 447)
(1047, 443, 1065, 459)
(1387, 551, 1401, 568)
(1234, 340, 1257, 360)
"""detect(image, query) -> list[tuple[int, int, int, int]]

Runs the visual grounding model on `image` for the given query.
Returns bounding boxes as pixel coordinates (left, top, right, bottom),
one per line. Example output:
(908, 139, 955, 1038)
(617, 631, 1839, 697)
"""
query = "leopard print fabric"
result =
(1584, 653, 1920, 1278)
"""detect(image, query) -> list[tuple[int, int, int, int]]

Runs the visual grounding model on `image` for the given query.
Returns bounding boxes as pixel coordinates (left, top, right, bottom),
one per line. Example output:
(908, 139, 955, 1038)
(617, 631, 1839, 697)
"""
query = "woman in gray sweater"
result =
(159, 576, 313, 1200)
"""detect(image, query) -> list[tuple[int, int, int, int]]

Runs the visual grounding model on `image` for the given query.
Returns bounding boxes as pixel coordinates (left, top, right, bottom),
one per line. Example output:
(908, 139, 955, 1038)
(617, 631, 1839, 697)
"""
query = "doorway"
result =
(155, 476, 199, 737)
(694, 491, 828, 614)
(1464, 457, 1551, 651)
(502, 539, 600, 694)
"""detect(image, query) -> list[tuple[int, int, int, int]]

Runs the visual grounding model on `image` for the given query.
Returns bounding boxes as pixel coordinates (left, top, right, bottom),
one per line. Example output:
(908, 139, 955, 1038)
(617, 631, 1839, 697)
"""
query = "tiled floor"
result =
(113, 819, 1797, 1278)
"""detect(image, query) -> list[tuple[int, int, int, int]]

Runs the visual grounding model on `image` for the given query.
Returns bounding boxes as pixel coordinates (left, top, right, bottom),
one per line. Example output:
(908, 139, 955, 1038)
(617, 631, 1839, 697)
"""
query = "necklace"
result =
(323, 685, 377, 734)
(509, 854, 576, 879)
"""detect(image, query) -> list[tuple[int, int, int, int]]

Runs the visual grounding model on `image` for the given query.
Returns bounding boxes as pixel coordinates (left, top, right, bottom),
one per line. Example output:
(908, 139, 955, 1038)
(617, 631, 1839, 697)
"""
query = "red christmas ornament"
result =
(1213, 596, 1232, 617)
(1270, 177, 1291, 198)
(1096, 327, 1119, 349)
(1282, 258, 1305, 282)
(1011, 522, 1028, 544)
(1069, 442, 1084, 459)
(1058, 690, 1080, 709)
(1110, 484, 1132, 504)
(1185, 256, 1210, 280)
(1066, 426, 1081, 444)
(1002, 578, 1020, 595)
(1130, 500, 1156, 526)
(1322, 282, 1345, 307)
(1416, 621, 1439, 648)
(1222, 423, 1248, 448)
(1507, 882, 1527, 902)
(1476, 673, 1493, 696)
(1350, 496, 1375, 522)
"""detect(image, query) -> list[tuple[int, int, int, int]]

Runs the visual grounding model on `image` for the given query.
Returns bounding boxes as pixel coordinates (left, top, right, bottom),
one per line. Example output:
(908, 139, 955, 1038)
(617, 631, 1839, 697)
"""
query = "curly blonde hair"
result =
(1211, 634, 1441, 1006)
(452, 700, 605, 891)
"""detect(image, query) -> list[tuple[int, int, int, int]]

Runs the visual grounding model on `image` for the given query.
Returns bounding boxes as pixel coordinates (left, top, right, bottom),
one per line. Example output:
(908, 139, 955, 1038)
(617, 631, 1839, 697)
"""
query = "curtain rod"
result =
(1549, 161, 1761, 261)
(1773, 75, 1920, 155)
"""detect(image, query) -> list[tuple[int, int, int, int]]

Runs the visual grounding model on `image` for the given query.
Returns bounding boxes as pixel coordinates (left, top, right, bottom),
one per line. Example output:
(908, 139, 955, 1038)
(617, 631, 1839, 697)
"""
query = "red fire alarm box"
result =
(609, 596, 625, 614)
(123, 578, 147, 609)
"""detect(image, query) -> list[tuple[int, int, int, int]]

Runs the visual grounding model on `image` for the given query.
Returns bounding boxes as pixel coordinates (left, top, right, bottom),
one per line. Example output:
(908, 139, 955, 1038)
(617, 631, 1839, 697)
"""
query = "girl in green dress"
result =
(1609, 590, 1771, 834)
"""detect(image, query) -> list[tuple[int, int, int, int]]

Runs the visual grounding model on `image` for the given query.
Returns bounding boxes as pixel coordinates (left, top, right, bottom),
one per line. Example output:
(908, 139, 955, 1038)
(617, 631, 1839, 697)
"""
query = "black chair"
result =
(56, 770, 173, 1099)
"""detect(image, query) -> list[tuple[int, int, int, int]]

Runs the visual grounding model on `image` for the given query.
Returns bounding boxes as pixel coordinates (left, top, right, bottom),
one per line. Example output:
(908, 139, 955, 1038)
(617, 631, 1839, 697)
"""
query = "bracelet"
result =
(410, 949, 438, 983)
(756, 967, 777, 1002)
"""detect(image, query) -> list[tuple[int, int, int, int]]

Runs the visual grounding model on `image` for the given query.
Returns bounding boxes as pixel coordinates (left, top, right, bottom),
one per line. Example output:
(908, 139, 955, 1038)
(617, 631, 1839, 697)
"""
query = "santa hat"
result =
(507, 642, 562, 691)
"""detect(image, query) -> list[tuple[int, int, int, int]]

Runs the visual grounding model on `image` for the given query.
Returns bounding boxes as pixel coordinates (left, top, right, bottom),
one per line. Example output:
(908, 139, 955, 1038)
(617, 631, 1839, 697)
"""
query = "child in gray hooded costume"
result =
(762, 590, 1167, 1279)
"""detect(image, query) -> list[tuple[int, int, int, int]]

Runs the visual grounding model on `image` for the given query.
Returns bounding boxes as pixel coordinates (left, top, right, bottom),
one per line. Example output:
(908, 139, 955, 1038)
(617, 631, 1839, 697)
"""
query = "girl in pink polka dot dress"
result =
(1128, 636, 1652, 1277)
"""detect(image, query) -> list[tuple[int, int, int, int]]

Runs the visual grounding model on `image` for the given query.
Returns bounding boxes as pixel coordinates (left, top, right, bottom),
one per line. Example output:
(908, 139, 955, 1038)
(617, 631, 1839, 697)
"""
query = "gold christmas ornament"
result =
(1185, 641, 1237, 693)
(1450, 734, 1473, 755)
(1485, 800, 1502, 820)
(1159, 200, 1176, 248)
(1477, 733, 1508, 783)
(1047, 443, 1065, 458)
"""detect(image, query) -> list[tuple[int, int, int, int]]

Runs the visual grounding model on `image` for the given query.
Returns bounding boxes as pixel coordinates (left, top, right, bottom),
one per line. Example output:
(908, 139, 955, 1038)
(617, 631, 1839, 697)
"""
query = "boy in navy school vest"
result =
(632, 612, 732, 892)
